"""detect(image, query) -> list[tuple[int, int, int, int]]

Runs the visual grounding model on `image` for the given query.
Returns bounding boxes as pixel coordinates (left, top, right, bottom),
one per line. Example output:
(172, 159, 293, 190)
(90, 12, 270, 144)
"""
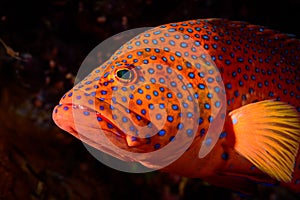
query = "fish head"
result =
(53, 26, 226, 168)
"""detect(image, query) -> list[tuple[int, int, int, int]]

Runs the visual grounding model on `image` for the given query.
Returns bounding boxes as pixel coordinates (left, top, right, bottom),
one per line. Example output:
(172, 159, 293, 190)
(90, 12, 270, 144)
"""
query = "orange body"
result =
(53, 19, 300, 195)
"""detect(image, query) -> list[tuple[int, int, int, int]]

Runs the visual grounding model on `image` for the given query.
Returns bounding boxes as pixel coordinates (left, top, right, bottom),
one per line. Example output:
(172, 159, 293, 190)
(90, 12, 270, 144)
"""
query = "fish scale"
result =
(53, 19, 300, 195)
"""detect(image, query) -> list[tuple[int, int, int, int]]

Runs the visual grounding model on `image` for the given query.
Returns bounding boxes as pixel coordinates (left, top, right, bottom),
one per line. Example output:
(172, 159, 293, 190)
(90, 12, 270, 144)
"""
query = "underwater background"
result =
(0, 0, 299, 199)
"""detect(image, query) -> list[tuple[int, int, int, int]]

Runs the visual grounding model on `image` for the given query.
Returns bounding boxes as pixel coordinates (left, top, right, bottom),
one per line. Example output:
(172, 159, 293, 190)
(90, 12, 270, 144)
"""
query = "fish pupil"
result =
(116, 69, 133, 80)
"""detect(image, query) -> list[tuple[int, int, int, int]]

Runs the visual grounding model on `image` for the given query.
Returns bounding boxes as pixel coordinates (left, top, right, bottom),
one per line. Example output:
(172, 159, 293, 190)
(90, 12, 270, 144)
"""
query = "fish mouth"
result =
(54, 102, 127, 139)
(53, 97, 154, 155)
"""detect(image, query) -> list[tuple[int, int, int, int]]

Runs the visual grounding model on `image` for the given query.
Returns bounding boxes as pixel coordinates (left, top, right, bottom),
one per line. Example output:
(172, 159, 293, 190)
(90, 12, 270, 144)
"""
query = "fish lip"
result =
(60, 102, 127, 139)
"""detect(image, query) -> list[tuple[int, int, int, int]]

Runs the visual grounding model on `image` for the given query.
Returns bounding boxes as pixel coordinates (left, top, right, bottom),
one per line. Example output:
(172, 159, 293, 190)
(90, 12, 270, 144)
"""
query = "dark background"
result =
(0, 0, 299, 199)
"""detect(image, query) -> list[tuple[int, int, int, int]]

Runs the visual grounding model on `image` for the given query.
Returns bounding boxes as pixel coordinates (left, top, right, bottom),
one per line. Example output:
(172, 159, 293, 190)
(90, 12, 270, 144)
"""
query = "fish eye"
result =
(115, 68, 134, 82)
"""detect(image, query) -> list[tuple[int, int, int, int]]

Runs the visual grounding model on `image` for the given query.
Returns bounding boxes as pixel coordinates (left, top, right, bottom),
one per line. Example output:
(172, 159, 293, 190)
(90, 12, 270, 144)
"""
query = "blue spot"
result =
(186, 129, 193, 137)
(107, 123, 114, 128)
(232, 71, 237, 77)
(172, 104, 179, 110)
(205, 138, 212, 146)
(156, 65, 163, 70)
(135, 115, 141, 121)
(177, 123, 184, 130)
(237, 57, 243, 62)
(187, 112, 193, 118)
(152, 39, 158, 45)
(198, 83, 205, 89)
(158, 130, 166, 136)
(183, 103, 188, 108)
(141, 109, 146, 115)
(186, 62, 192, 68)
(207, 77, 214, 83)
(204, 103, 210, 109)
(159, 104, 165, 109)
(238, 80, 243, 86)
(180, 42, 188, 48)
(188, 72, 195, 79)
(221, 153, 229, 160)
(169, 136, 175, 142)
(175, 51, 181, 57)
(194, 41, 200, 46)
(153, 91, 158, 96)
(148, 68, 154, 74)
(136, 99, 142, 105)
(146, 94, 151, 100)
(122, 117, 128, 123)
(167, 116, 174, 122)
(226, 83, 232, 89)
(198, 72, 205, 78)
(150, 55, 157, 60)
(234, 91, 239, 97)
(232, 118, 238, 125)
(138, 88, 143, 94)
(177, 75, 183, 80)
(167, 93, 172, 98)
(215, 101, 221, 108)
(154, 143, 160, 149)
(169, 40, 175, 46)
(219, 131, 227, 139)
(156, 114, 162, 120)
(171, 82, 177, 87)
(97, 117, 102, 121)
(177, 65, 183, 70)
(202, 35, 209, 40)
(63, 106, 69, 111)
(207, 93, 213, 99)
(159, 78, 165, 83)
(149, 104, 154, 109)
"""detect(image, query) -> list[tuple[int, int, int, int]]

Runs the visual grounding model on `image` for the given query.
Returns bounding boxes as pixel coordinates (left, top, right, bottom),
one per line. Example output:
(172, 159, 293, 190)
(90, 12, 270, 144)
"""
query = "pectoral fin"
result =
(229, 100, 300, 182)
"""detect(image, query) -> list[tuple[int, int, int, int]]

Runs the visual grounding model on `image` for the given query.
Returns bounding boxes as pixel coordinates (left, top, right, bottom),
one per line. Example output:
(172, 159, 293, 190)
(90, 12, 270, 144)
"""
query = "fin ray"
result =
(229, 100, 300, 182)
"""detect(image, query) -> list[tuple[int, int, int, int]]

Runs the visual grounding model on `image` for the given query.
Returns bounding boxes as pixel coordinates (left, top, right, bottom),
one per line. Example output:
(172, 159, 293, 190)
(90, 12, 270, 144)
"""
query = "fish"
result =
(52, 19, 300, 195)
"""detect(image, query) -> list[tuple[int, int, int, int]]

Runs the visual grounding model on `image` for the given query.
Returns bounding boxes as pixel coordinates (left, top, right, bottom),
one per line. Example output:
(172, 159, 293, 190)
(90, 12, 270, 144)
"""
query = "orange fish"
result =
(52, 19, 300, 195)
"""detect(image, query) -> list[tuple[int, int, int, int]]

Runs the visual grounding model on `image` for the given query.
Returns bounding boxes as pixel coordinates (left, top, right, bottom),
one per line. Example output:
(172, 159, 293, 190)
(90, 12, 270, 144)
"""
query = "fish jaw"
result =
(52, 86, 159, 154)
